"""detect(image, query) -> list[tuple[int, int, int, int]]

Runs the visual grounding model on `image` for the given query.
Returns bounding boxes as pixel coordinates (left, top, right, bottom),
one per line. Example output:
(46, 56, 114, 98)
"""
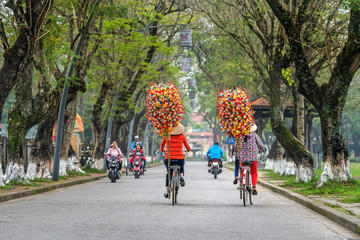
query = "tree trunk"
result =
(6, 65, 35, 182)
(291, 86, 305, 144)
(0, 0, 53, 118)
(0, 30, 29, 119)
(317, 103, 351, 186)
(30, 112, 57, 179)
(0, 161, 3, 187)
(265, 139, 285, 172)
(59, 97, 84, 175)
(269, 64, 315, 182)
(92, 82, 111, 169)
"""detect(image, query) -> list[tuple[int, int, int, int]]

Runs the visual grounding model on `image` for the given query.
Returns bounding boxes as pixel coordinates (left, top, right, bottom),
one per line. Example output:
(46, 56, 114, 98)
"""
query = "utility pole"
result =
(52, 0, 100, 181)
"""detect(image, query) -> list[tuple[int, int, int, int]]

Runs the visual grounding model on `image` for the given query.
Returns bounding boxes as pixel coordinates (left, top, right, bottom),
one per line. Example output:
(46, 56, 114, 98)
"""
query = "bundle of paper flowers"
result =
(217, 87, 254, 139)
(146, 82, 185, 137)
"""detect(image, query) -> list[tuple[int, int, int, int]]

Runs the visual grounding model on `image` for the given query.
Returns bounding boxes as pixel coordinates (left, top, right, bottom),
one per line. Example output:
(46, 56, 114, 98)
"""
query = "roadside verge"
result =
(224, 164, 360, 235)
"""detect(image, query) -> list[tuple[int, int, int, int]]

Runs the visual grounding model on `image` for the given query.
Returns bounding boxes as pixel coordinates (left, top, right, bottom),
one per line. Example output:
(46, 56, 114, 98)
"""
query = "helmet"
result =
(135, 135, 139, 139)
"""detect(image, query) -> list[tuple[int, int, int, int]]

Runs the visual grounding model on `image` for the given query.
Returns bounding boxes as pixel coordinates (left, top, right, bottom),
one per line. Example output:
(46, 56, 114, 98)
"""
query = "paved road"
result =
(0, 162, 359, 240)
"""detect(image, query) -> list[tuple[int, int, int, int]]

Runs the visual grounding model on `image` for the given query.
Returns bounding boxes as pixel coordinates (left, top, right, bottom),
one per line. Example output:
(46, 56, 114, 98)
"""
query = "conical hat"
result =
(250, 124, 257, 132)
(171, 123, 185, 135)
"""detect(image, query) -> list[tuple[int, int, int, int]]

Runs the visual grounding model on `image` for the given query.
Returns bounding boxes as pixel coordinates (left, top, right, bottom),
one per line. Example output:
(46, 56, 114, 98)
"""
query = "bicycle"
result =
(238, 161, 254, 206)
(168, 165, 181, 205)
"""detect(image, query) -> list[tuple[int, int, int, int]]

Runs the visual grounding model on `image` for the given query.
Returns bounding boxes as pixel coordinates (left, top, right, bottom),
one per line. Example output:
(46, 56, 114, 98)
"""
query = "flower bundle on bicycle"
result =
(146, 82, 190, 202)
(146, 81, 185, 137)
(217, 87, 264, 204)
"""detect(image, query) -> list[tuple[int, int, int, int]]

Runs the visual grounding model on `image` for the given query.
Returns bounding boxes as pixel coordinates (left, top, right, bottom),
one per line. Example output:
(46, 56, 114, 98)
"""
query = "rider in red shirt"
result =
(129, 143, 146, 170)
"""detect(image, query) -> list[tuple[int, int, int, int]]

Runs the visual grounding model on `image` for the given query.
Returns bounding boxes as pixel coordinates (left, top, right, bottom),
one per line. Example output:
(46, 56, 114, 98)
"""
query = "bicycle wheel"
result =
(239, 168, 242, 200)
(239, 182, 242, 200)
(247, 171, 253, 205)
(172, 177, 176, 205)
(243, 170, 248, 206)
(242, 183, 247, 206)
(175, 172, 178, 204)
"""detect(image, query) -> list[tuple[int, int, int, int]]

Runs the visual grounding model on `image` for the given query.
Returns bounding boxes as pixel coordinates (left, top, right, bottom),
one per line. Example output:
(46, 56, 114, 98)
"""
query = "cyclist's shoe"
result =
(208, 168, 211, 173)
(233, 178, 238, 185)
(180, 176, 185, 187)
(237, 186, 242, 190)
(218, 168, 222, 174)
(164, 189, 169, 198)
(252, 187, 258, 195)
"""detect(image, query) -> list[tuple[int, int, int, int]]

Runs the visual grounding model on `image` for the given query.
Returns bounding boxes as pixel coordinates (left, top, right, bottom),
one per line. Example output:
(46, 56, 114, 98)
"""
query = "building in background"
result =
(185, 114, 213, 157)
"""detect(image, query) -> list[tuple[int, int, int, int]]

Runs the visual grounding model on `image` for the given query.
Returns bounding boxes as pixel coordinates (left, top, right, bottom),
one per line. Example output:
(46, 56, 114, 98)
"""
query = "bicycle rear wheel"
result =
(172, 176, 176, 205)
(243, 170, 249, 206)
(239, 183, 242, 200)
(242, 183, 247, 206)
(247, 172, 253, 205)
(175, 172, 179, 204)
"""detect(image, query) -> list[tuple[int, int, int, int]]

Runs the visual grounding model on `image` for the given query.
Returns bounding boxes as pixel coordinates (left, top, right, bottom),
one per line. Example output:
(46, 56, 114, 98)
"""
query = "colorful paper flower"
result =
(146, 82, 185, 137)
(217, 87, 254, 139)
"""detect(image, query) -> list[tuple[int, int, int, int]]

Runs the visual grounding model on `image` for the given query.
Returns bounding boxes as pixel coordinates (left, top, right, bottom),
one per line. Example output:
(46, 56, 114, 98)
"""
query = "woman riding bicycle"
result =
(160, 123, 191, 198)
(232, 124, 266, 195)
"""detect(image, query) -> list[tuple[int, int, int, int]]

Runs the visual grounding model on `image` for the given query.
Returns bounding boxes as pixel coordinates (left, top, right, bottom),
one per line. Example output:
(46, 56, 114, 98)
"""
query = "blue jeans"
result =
(234, 158, 240, 178)
(164, 159, 185, 187)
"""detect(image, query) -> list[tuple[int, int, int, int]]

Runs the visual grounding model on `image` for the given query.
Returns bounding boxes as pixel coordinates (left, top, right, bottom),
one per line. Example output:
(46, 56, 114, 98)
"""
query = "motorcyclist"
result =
(129, 143, 146, 172)
(131, 136, 143, 149)
(206, 142, 224, 172)
(104, 141, 122, 178)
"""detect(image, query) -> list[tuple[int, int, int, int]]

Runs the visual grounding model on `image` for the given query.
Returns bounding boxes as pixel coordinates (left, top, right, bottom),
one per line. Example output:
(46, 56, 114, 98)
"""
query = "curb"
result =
(223, 165, 360, 235)
(257, 180, 360, 235)
(0, 162, 163, 204)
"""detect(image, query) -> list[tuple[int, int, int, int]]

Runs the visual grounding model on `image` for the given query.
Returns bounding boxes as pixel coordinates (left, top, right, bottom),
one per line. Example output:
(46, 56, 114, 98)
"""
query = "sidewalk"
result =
(224, 164, 360, 235)
(0, 162, 162, 204)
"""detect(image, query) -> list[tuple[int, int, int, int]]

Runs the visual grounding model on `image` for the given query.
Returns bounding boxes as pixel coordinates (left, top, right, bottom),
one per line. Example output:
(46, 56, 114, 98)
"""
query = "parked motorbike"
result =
(80, 147, 92, 167)
(210, 158, 222, 179)
(106, 154, 121, 183)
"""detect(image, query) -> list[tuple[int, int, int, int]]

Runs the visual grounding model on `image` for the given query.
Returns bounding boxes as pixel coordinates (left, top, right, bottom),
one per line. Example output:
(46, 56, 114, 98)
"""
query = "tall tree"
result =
(189, 0, 316, 181)
(265, 0, 360, 185)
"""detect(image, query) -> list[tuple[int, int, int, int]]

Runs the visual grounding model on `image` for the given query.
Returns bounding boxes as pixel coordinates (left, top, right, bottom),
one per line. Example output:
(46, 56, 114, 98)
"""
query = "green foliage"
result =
(0, 186, 15, 189)
(30, 178, 53, 183)
(281, 68, 294, 86)
(350, 163, 360, 176)
(342, 0, 360, 10)
(6, 180, 41, 187)
(264, 169, 360, 203)
(67, 171, 88, 176)
(81, 166, 105, 173)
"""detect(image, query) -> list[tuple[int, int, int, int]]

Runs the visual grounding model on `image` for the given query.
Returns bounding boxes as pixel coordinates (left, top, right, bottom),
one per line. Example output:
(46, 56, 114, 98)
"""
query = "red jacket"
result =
(130, 149, 146, 163)
(160, 133, 191, 160)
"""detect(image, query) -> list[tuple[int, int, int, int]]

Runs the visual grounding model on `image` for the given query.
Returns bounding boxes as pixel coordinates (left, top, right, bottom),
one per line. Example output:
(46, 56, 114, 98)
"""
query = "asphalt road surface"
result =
(0, 161, 359, 240)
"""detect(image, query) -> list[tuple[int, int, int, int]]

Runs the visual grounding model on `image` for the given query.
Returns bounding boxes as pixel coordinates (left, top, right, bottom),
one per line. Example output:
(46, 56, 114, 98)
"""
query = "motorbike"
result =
(210, 158, 222, 179)
(107, 154, 121, 183)
(80, 147, 92, 167)
(132, 154, 144, 179)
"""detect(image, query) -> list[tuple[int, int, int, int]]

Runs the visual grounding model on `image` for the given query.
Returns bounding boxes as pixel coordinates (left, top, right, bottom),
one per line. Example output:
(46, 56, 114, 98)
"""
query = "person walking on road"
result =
(232, 124, 266, 195)
(206, 142, 224, 172)
(160, 123, 191, 198)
